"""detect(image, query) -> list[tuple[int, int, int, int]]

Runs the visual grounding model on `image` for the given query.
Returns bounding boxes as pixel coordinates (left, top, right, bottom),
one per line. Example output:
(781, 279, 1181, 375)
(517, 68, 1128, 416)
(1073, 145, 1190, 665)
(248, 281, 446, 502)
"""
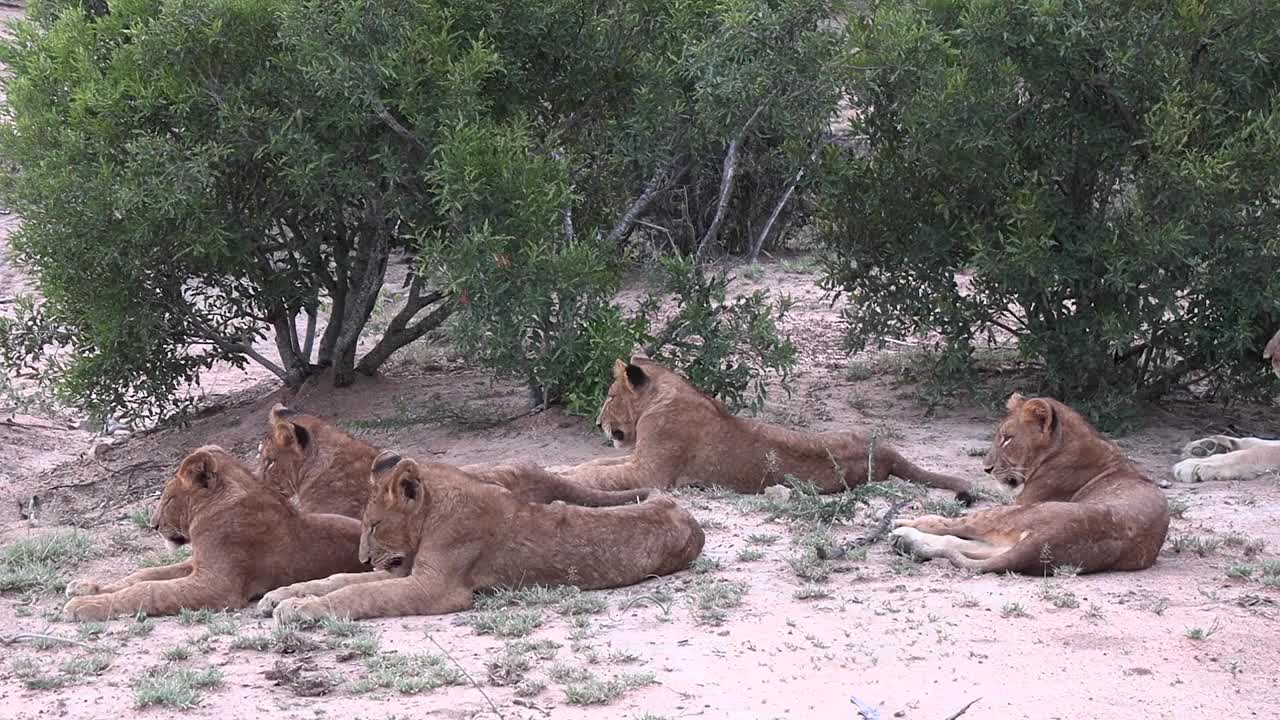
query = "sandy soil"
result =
(1, 255, 1279, 720)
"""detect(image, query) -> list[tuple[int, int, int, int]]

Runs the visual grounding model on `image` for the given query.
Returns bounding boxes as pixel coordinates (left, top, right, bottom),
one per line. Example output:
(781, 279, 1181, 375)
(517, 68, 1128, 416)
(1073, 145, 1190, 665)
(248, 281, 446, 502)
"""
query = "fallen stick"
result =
(425, 632, 503, 719)
(0, 633, 94, 649)
(944, 698, 981, 720)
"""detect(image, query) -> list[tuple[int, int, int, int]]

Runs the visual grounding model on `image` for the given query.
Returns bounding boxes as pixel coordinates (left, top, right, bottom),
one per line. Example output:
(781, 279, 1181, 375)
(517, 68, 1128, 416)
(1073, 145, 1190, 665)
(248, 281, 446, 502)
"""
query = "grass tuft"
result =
(134, 667, 223, 708)
(562, 670, 656, 705)
(691, 577, 747, 625)
(362, 653, 464, 694)
(0, 530, 94, 594)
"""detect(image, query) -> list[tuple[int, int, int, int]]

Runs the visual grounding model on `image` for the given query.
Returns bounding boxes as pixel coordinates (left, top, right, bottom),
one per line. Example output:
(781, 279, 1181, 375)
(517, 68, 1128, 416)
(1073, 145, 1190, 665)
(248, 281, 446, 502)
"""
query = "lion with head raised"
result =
(552, 357, 976, 500)
(62, 446, 367, 621)
(257, 451, 704, 622)
(1171, 328, 1280, 483)
(259, 404, 650, 514)
(891, 393, 1169, 575)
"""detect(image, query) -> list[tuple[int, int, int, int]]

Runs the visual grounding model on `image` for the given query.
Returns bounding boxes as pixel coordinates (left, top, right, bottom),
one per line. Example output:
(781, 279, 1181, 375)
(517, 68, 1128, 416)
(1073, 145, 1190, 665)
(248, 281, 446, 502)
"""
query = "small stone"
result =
(763, 485, 791, 503)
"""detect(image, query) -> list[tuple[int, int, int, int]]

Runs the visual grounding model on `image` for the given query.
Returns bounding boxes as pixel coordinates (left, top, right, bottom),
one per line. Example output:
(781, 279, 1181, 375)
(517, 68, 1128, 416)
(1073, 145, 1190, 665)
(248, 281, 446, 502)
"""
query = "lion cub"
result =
(553, 357, 975, 500)
(257, 452, 705, 622)
(891, 393, 1169, 575)
(259, 404, 650, 516)
(63, 447, 366, 621)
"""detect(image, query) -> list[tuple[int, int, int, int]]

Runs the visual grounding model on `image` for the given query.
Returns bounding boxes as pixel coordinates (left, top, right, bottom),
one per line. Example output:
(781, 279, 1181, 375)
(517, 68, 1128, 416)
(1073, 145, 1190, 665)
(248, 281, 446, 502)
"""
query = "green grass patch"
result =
(0, 530, 94, 594)
(134, 667, 223, 708)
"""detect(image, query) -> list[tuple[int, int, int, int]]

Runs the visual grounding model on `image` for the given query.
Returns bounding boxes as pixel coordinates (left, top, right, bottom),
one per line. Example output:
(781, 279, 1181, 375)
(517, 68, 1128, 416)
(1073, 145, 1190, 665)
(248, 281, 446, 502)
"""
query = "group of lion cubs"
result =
(62, 353, 1274, 623)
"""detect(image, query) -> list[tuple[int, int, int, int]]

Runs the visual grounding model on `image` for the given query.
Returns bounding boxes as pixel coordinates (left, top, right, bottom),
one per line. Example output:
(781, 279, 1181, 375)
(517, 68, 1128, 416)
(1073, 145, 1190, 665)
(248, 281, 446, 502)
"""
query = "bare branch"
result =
(696, 102, 769, 263)
(748, 143, 821, 263)
(301, 306, 317, 362)
(603, 156, 692, 247)
(188, 316, 289, 382)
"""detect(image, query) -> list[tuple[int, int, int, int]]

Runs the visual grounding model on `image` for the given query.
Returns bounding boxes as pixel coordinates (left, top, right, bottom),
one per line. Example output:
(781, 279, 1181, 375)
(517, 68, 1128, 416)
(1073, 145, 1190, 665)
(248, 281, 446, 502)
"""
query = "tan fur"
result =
(62, 447, 366, 621)
(259, 404, 650, 513)
(891, 393, 1170, 575)
(553, 357, 975, 500)
(257, 453, 704, 622)
(1171, 331, 1280, 482)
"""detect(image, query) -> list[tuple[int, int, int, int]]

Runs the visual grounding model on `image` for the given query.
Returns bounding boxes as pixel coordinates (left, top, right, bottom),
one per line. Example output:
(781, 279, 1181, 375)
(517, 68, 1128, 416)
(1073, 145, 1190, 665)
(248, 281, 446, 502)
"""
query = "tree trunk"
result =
(331, 193, 392, 387)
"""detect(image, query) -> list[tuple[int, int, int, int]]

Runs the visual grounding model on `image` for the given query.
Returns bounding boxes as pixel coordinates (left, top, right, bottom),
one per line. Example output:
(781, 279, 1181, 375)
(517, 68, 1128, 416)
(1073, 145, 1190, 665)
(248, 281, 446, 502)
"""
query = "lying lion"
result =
(551, 357, 975, 500)
(260, 404, 649, 514)
(63, 447, 366, 621)
(891, 393, 1169, 575)
(257, 452, 704, 622)
(1172, 328, 1280, 483)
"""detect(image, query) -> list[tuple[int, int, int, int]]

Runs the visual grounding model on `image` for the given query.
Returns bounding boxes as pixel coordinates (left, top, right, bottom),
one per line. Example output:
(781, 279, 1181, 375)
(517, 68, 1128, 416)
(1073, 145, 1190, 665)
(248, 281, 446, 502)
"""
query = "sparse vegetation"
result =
(746, 533, 779, 545)
(468, 608, 545, 638)
(139, 547, 193, 569)
(736, 548, 765, 562)
(1000, 602, 1029, 619)
(360, 653, 465, 694)
(793, 585, 832, 600)
(1169, 535, 1223, 557)
(689, 556, 723, 574)
(162, 645, 193, 662)
(562, 670, 656, 705)
(134, 667, 224, 709)
(1227, 563, 1255, 580)
(477, 585, 607, 616)
(691, 577, 747, 625)
(1185, 619, 1221, 641)
(1167, 498, 1190, 519)
(1224, 533, 1267, 558)
(1040, 583, 1079, 609)
(0, 530, 94, 594)
(128, 507, 153, 530)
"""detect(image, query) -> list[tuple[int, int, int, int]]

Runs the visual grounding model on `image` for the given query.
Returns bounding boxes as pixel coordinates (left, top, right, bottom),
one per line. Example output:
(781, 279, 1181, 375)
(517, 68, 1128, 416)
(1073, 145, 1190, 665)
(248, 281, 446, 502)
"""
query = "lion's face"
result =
(1265, 328, 1280, 378)
(257, 404, 311, 496)
(983, 393, 1057, 489)
(359, 452, 424, 576)
(597, 359, 651, 449)
(153, 446, 247, 547)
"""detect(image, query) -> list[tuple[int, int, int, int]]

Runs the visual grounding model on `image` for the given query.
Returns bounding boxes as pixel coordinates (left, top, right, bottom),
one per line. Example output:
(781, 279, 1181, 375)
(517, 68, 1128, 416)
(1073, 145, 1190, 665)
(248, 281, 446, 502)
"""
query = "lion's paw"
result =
(545, 465, 574, 476)
(62, 596, 110, 622)
(64, 579, 100, 598)
(272, 597, 328, 625)
(1180, 435, 1237, 460)
(1172, 458, 1205, 483)
(257, 587, 301, 617)
(890, 527, 933, 562)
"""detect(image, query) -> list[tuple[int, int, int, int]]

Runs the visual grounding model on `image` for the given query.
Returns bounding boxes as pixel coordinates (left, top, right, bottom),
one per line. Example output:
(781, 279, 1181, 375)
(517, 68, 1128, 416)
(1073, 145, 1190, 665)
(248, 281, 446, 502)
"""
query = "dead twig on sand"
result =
(944, 698, 982, 720)
(1, 417, 74, 432)
(425, 632, 503, 720)
(0, 633, 93, 649)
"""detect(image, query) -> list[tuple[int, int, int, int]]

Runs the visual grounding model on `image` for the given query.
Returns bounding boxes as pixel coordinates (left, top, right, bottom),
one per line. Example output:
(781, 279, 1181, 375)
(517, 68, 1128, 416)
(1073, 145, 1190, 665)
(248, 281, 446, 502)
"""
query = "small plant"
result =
(140, 547, 193, 568)
(1000, 602, 1029, 619)
(13, 657, 66, 690)
(0, 530, 94, 593)
(691, 577, 747, 625)
(787, 549, 831, 583)
(362, 653, 465, 694)
(1148, 598, 1170, 616)
(746, 533, 779, 546)
(134, 667, 223, 708)
(162, 645, 193, 662)
(1260, 559, 1280, 587)
(622, 586, 675, 621)
(1167, 498, 1190, 519)
(920, 497, 967, 518)
(76, 622, 107, 640)
(689, 556, 722, 574)
(128, 507, 153, 530)
(467, 608, 544, 638)
(954, 594, 981, 609)
(736, 548, 765, 562)
(1226, 563, 1255, 580)
(1039, 583, 1079, 609)
(1084, 604, 1106, 624)
(1223, 533, 1267, 558)
(562, 670, 656, 705)
(793, 585, 832, 600)
(230, 634, 274, 652)
(515, 678, 547, 697)
(60, 653, 114, 678)
(1169, 534, 1222, 557)
(1051, 564, 1082, 578)
(964, 446, 989, 457)
(1184, 619, 1221, 641)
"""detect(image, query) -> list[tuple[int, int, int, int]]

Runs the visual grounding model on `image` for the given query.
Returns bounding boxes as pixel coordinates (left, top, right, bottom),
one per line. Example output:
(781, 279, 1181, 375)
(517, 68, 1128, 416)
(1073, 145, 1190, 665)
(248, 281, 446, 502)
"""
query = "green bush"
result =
(819, 0, 1280, 411)
(0, 0, 834, 421)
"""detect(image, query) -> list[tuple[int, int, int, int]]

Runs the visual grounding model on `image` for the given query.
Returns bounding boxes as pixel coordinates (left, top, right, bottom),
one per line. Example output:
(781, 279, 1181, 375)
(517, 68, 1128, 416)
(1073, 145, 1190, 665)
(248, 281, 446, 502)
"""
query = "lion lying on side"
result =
(63, 447, 366, 621)
(891, 393, 1169, 575)
(257, 452, 704, 622)
(1172, 328, 1280, 483)
(552, 357, 975, 500)
(259, 404, 649, 515)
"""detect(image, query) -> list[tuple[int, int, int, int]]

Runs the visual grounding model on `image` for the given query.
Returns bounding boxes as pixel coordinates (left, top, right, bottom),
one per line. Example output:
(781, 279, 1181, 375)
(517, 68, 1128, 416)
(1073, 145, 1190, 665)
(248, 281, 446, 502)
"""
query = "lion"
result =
(890, 393, 1170, 575)
(1171, 328, 1280, 483)
(62, 446, 367, 621)
(256, 451, 704, 622)
(259, 404, 650, 512)
(550, 357, 976, 501)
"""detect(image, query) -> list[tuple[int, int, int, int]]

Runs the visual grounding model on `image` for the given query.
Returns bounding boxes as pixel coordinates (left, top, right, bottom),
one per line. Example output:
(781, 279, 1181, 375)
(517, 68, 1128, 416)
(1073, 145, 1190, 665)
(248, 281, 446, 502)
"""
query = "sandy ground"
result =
(1, 254, 1279, 720)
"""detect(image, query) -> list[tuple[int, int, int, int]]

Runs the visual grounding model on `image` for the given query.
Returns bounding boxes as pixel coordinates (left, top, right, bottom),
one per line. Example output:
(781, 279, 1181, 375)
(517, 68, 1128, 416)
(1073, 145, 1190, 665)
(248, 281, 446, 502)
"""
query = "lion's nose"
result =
(982, 464, 994, 475)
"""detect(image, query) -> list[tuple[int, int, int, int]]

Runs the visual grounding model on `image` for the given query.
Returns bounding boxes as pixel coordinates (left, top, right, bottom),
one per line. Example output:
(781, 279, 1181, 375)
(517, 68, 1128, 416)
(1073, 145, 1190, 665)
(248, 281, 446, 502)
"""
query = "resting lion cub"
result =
(891, 393, 1169, 575)
(258, 452, 704, 622)
(1171, 329, 1280, 483)
(63, 447, 366, 620)
(553, 357, 974, 499)
(259, 404, 648, 515)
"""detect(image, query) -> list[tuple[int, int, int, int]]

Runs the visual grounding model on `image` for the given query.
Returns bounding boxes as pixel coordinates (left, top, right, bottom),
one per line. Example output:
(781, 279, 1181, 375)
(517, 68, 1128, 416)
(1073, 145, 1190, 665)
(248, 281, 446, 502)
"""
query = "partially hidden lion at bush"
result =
(1172, 328, 1280, 483)
(550, 357, 975, 501)
(257, 452, 704, 622)
(63, 447, 367, 621)
(891, 393, 1169, 575)
(259, 403, 650, 515)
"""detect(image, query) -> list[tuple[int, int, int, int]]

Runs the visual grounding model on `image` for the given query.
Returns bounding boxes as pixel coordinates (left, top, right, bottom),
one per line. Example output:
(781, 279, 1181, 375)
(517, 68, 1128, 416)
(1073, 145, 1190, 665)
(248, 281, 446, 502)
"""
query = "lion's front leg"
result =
(65, 559, 195, 598)
(63, 573, 239, 621)
(547, 454, 632, 475)
(272, 576, 473, 622)
(1173, 446, 1280, 483)
(558, 460, 669, 492)
(256, 571, 394, 617)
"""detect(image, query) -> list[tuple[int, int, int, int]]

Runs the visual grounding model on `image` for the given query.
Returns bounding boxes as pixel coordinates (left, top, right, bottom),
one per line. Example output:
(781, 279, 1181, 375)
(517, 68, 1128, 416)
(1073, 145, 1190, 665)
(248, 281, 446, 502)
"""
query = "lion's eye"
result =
(265, 460, 275, 470)
(1000, 435, 1012, 447)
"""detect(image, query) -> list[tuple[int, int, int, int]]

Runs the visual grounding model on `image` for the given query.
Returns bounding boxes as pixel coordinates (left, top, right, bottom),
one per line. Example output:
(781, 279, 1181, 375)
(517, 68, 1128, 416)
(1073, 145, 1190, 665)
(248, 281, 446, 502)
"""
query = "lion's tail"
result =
(884, 448, 976, 506)
(554, 482, 652, 508)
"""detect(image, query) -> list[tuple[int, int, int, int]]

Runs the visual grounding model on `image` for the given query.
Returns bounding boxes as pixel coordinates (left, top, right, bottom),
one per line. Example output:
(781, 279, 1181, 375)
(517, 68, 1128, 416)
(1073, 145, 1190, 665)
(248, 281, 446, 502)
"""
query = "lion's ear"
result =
(180, 448, 219, 490)
(1021, 398, 1055, 434)
(271, 420, 310, 450)
(623, 362, 649, 391)
(612, 358, 628, 379)
(1006, 392, 1027, 412)
(269, 403, 297, 424)
(371, 451, 402, 486)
